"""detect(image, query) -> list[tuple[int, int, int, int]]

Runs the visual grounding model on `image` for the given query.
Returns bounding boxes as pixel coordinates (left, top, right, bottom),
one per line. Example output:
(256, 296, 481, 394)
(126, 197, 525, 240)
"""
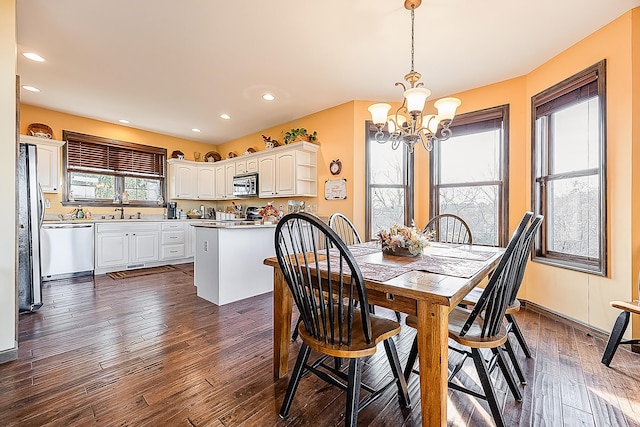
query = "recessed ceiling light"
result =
(192, 128, 201, 132)
(262, 93, 275, 101)
(22, 85, 40, 92)
(22, 52, 45, 62)
(118, 119, 130, 124)
(220, 114, 231, 120)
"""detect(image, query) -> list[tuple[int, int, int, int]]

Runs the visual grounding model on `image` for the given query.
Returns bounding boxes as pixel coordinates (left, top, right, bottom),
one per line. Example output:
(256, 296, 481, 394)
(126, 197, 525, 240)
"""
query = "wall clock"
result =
(330, 159, 342, 175)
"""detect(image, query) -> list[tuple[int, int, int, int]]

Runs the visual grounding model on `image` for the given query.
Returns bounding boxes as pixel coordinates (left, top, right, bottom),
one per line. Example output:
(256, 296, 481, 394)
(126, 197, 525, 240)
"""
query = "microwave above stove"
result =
(232, 172, 258, 197)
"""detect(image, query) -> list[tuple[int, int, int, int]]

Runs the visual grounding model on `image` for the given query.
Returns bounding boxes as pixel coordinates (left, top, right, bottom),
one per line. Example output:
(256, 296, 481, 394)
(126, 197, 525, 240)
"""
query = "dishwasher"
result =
(41, 223, 95, 281)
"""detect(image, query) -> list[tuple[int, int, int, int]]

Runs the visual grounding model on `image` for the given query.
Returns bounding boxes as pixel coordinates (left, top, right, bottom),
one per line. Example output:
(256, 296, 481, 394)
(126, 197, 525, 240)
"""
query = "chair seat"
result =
(610, 300, 640, 315)
(300, 309, 401, 358)
(405, 307, 508, 349)
(462, 288, 521, 315)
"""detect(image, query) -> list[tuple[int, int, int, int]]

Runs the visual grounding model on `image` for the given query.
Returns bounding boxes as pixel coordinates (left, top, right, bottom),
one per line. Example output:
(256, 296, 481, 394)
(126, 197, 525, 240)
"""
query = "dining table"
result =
(264, 241, 504, 427)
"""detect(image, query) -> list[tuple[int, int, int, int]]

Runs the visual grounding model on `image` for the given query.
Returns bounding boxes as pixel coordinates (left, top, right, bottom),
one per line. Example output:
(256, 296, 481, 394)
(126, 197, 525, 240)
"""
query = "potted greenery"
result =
(282, 128, 318, 144)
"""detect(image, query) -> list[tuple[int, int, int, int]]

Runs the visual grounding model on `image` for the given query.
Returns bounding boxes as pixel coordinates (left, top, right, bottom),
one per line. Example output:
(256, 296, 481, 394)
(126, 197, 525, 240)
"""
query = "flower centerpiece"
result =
(259, 202, 279, 224)
(377, 222, 433, 257)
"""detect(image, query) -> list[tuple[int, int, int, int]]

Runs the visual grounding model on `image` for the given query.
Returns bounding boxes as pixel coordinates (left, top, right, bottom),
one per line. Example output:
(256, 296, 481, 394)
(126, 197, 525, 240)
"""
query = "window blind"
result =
(64, 131, 165, 177)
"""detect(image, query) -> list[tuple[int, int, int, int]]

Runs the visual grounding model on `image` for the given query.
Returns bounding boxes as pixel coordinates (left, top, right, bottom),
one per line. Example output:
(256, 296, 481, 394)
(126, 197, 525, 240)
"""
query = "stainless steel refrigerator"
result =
(17, 143, 44, 312)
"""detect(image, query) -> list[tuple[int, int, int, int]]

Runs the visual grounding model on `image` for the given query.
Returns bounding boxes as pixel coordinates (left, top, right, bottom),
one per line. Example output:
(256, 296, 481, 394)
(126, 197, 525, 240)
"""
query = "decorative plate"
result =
(27, 123, 53, 139)
(227, 151, 238, 159)
(204, 151, 221, 162)
(171, 150, 185, 159)
(246, 147, 256, 153)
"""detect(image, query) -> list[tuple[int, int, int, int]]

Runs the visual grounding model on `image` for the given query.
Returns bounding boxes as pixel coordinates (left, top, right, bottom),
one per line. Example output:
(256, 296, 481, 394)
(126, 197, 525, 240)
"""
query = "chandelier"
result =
(368, 0, 461, 153)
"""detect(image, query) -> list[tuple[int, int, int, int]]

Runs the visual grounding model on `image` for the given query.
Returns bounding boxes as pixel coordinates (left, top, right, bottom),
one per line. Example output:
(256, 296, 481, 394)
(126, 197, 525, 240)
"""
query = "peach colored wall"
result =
(217, 102, 357, 221)
(523, 11, 634, 333)
(19, 104, 220, 216)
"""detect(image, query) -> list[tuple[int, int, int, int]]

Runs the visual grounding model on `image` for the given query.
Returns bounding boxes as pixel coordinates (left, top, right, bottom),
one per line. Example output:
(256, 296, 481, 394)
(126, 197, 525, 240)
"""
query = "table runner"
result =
(313, 241, 491, 282)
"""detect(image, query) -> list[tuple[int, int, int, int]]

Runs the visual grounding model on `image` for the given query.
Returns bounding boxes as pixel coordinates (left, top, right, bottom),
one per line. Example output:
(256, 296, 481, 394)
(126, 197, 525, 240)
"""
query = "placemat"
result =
(406, 255, 487, 279)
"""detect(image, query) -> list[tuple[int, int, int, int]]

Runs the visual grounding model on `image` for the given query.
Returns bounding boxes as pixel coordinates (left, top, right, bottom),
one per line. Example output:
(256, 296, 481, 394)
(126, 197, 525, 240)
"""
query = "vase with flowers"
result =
(377, 222, 433, 257)
(259, 202, 280, 224)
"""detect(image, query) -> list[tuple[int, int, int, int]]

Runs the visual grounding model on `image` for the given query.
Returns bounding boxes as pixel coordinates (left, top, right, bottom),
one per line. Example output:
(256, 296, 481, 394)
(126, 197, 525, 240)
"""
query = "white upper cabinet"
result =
(224, 162, 237, 199)
(258, 142, 318, 198)
(168, 160, 197, 199)
(214, 164, 226, 199)
(258, 155, 276, 197)
(20, 135, 64, 193)
(196, 164, 215, 200)
(168, 142, 318, 201)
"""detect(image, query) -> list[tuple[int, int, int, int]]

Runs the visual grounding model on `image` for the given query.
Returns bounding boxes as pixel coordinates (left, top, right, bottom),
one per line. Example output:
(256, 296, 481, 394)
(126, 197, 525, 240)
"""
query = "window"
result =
(531, 60, 606, 275)
(365, 122, 414, 241)
(430, 105, 509, 246)
(62, 130, 166, 207)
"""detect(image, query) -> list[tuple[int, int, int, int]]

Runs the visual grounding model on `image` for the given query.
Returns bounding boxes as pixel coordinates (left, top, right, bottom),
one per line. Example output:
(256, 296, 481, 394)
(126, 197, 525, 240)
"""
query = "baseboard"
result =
(0, 342, 18, 364)
(520, 299, 611, 343)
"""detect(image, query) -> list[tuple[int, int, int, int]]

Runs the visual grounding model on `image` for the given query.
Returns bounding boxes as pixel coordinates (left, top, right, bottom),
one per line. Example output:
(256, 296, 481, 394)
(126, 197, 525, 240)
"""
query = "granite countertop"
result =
(192, 221, 276, 229)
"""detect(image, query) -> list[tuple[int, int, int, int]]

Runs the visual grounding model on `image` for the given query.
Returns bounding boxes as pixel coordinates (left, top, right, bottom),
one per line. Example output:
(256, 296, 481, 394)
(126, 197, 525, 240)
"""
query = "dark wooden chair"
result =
(291, 212, 365, 341)
(404, 212, 541, 427)
(424, 213, 473, 245)
(275, 213, 410, 427)
(601, 292, 640, 367)
(328, 212, 362, 246)
(460, 212, 542, 384)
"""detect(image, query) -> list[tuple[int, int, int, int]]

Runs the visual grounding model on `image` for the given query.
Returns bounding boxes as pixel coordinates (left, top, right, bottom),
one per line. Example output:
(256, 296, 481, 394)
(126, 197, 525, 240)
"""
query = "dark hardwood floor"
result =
(2, 263, 639, 426)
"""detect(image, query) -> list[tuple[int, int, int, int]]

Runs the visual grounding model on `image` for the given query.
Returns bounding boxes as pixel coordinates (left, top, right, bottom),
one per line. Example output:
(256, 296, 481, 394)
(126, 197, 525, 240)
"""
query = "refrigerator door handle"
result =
(38, 183, 45, 228)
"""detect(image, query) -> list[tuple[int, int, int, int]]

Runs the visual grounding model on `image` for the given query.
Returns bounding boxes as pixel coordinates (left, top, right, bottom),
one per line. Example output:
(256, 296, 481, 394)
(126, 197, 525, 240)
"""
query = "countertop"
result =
(42, 217, 276, 228)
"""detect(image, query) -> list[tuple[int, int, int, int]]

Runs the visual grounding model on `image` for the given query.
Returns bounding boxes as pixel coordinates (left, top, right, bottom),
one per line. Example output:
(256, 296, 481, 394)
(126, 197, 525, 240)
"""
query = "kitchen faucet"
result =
(115, 207, 124, 219)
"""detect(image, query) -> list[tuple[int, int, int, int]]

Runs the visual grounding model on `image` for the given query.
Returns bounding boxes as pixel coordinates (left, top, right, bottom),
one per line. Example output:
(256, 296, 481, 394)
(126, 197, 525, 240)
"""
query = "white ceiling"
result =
(16, 0, 640, 145)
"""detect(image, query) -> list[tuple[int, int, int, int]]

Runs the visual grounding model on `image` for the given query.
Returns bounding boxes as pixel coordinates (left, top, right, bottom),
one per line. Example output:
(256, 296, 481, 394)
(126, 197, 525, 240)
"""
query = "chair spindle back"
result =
(275, 212, 372, 347)
(460, 212, 537, 339)
(424, 213, 473, 245)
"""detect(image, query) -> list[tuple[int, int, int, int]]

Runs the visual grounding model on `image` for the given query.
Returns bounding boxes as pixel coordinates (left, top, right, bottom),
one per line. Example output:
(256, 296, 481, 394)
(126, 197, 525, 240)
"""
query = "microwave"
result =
(232, 172, 259, 197)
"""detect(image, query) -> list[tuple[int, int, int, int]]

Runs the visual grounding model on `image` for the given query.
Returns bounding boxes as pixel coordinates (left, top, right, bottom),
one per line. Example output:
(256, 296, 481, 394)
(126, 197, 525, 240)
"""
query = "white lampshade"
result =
(423, 114, 440, 134)
(388, 120, 396, 133)
(434, 97, 462, 120)
(403, 87, 431, 113)
(368, 103, 392, 125)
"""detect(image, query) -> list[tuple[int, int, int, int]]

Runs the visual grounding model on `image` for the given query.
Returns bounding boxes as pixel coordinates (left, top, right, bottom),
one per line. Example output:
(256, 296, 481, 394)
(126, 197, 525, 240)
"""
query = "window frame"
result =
(430, 105, 510, 247)
(530, 60, 607, 276)
(364, 121, 414, 241)
(62, 130, 167, 208)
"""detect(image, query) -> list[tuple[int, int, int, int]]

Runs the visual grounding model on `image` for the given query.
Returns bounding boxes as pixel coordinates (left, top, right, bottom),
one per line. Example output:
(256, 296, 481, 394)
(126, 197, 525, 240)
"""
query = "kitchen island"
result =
(192, 222, 276, 305)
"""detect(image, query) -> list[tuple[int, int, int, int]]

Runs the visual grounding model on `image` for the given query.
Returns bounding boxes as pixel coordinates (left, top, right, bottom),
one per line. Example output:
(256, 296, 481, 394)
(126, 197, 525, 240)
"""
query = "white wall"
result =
(0, 0, 17, 358)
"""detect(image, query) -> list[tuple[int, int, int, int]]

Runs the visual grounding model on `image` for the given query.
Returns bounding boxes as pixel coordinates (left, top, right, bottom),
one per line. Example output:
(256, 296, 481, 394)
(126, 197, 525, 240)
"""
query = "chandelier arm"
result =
(374, 130, 387, 143)
(439, 126, 452, 141)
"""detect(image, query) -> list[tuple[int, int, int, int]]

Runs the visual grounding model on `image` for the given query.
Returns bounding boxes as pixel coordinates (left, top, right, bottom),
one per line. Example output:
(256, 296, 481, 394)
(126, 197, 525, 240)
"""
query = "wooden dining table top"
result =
(264, 241, 504, 312)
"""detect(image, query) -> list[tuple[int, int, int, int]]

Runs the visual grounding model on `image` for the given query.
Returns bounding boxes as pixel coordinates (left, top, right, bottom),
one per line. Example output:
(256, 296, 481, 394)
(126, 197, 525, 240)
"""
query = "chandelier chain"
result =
(410, 9, 415, 73)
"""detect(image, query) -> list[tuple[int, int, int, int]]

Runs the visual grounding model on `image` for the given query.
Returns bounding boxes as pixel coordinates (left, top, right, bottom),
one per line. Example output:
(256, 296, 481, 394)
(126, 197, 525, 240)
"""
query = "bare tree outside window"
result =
(532, 60, 606, 275)
(365, 125, 413, 240)
(431, 105, 509, 246)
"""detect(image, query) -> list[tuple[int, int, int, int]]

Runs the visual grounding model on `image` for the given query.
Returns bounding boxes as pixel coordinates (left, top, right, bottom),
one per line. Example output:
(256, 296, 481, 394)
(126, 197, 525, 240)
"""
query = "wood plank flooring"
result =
(1, 263, 639, 426)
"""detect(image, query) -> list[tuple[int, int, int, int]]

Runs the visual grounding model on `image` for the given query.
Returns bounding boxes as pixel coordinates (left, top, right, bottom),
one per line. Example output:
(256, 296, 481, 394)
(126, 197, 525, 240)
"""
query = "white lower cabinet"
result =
(95, 222, 161, 274)
(160, 222, 187, 260)
(94, 221, 198, 274)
